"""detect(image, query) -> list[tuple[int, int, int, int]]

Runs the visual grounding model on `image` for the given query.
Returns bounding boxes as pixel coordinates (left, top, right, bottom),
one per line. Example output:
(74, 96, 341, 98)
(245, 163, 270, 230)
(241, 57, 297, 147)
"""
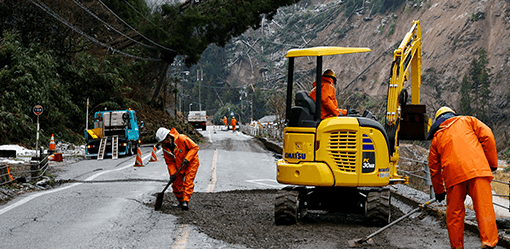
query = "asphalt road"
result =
(0, 126, 504, 248)
(0, 126, 282, 248)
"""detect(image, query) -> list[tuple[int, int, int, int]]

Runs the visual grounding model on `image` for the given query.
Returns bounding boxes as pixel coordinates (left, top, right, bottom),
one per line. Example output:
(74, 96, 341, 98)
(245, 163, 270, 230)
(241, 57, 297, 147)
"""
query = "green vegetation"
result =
(469, 11, 485, 22)
(458, 48, 492, 122)
(0, 0, 303, 147)
(158, 0, 299, 66)
(504, 149, 510, 168)
(0, 31, 140, 145)
(369, 0, 407, 15)
(386, 16, 396, 37)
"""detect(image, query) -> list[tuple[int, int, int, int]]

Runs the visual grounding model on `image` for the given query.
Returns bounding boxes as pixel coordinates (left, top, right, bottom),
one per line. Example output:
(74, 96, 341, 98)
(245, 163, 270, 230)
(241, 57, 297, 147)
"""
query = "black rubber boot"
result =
(182, 201, 189, 211)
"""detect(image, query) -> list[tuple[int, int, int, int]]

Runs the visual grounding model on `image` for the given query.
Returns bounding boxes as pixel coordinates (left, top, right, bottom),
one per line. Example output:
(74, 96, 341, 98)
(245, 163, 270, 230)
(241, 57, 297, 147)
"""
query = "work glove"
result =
(491, 167, 498, 172)
(435, 192, 446, 203)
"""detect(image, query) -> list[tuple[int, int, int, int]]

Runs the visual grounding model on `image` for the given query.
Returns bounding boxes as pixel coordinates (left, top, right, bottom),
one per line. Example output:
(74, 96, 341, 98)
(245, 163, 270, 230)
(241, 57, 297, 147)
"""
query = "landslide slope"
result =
(223, 0, 510, 145)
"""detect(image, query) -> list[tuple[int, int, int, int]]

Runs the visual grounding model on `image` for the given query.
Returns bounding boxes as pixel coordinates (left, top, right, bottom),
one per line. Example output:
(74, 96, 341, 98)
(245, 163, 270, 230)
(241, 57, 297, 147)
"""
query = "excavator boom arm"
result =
(386, 20, 422, 126)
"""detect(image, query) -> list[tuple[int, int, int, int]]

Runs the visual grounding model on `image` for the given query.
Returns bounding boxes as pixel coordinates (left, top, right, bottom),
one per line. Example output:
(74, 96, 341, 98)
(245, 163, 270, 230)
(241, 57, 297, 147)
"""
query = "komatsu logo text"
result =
(285, 152, 306, 160)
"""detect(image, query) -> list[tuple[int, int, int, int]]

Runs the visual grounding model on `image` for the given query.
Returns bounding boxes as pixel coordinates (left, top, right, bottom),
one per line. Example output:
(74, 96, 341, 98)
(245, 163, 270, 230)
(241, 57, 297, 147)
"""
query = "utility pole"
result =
(197, 67, 203, 111)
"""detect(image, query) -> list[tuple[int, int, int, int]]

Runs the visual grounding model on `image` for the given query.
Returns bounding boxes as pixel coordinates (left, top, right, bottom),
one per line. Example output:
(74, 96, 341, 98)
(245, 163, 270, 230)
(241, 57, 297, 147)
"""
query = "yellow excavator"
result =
(275, 20, 431, 225)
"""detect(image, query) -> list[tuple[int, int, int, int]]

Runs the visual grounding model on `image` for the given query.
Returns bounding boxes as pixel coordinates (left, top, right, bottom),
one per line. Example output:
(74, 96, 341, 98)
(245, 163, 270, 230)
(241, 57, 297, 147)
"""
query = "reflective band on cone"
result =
(49, 134, 56, 152)
(134, 147, 144, 167)
(149, 146, 157, 162)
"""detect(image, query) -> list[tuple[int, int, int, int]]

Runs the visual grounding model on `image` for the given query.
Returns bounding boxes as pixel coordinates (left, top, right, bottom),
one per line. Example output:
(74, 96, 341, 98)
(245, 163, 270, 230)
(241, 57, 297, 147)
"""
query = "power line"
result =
(71, 0, 155, 50)
(343, 43, 398, 90)
(29, 0, 161, 61)
(122, 0, 174, 40)
(95, 0, 177, 52)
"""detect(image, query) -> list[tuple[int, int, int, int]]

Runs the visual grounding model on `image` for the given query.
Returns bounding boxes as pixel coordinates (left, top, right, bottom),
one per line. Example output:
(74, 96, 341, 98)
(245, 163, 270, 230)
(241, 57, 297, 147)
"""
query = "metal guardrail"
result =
(0, 155, 49, 185)
(399, 156, 510, 211)
(240, 124, 283, 141)
(491, 179, 510, 211)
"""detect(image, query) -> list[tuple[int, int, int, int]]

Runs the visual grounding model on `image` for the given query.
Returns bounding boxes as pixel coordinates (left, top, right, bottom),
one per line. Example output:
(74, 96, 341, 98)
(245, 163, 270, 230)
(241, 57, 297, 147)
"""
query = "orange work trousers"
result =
(171, 159, 200, 202)
(446, 177, 498, 249)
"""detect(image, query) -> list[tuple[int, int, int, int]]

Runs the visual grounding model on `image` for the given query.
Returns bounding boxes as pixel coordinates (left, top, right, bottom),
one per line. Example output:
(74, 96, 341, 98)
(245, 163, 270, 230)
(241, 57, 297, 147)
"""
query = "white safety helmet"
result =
(156, 127, 171, 143)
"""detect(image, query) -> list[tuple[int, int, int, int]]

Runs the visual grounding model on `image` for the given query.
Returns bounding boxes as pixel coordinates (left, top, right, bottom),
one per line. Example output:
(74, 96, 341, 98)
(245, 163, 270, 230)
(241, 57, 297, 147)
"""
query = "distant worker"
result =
(427, 107, 498, 249)
(223, 116, 228, 129)
(156, 127, 200, 211)
(231, 117, 237, 132)
(308, 69, 347, 119)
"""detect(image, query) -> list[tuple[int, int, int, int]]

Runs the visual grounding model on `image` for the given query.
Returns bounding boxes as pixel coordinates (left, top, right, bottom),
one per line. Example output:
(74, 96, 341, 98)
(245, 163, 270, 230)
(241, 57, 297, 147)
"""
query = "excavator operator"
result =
(308, 69, 347, 119)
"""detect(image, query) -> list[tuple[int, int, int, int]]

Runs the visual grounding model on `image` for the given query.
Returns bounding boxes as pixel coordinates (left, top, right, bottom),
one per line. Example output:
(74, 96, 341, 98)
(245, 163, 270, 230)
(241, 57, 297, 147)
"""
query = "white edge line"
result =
(0, 148, 155, 216)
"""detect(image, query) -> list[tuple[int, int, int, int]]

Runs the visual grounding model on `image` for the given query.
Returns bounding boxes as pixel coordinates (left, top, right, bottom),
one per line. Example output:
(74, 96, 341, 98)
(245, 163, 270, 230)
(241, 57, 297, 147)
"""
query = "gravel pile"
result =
(158, 189, 423, 249)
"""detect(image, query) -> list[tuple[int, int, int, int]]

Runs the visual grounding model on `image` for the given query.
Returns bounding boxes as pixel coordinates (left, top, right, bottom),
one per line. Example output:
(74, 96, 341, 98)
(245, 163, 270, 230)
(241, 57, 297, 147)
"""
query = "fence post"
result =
(31, 161, 40, 182)
(0, 165, 8, 183)
(424, 162, 434, 199)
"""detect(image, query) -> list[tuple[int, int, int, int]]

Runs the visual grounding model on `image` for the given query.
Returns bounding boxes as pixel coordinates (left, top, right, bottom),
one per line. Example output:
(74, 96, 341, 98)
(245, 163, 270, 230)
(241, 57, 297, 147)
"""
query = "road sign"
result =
(33, 105, 43, 115)
(230, 111, 234, 116)
(33, 105, 43, 158)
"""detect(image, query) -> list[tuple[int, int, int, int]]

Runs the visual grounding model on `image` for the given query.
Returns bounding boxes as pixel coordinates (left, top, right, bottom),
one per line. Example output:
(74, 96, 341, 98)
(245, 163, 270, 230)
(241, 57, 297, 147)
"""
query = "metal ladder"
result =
(97, 136, 108, 160)
(112, 135, 119, 160)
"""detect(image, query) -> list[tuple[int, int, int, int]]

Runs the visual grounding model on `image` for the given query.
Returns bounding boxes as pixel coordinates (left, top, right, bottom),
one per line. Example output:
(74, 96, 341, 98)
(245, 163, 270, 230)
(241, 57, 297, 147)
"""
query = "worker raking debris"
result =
(427, 106, 499, 249)
(155, 127, 200, 210)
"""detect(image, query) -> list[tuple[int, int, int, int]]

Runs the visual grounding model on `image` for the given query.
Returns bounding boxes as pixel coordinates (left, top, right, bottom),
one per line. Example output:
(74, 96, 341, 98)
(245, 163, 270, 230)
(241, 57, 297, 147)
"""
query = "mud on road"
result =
(157, 189, 469, 249)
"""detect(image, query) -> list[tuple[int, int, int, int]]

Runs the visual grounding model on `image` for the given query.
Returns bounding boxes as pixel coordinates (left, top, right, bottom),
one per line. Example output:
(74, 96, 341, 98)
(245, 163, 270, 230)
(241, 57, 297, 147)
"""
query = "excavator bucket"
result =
(399, 104, 431, 140)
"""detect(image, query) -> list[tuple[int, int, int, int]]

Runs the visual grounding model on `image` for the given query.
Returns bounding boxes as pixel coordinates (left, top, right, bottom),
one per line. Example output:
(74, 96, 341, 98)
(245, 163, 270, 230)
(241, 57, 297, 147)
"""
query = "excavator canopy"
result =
(286, 46, 371, 58)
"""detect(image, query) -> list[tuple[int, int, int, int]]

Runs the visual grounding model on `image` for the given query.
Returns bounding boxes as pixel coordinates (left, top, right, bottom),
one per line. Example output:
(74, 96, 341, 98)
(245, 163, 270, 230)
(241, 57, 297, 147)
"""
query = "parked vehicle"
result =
(188, 111, 207, 130)
(85, 109, 143, 160)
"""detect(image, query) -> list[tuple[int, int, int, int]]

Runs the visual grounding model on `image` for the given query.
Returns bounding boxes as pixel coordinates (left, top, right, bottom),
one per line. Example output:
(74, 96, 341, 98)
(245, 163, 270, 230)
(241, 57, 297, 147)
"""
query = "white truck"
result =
(188, 111, 207, 130)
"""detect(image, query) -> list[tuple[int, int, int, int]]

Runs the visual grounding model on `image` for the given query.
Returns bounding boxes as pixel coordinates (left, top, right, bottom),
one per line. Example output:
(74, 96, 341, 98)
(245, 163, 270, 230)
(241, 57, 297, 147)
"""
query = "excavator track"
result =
(275, 189, 302, 225)
(364, 188, 391, 226)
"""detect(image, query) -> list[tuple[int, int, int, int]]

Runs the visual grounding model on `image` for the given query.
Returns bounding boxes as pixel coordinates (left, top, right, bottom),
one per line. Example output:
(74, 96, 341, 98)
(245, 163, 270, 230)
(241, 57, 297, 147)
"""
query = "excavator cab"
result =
(275, 21, 430, 226)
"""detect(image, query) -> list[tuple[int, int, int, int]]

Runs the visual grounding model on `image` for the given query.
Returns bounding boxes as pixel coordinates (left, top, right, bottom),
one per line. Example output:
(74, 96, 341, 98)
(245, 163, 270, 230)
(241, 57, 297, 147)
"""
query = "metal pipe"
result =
(285, 57, 294, 125)
(315, 56, 322, 121)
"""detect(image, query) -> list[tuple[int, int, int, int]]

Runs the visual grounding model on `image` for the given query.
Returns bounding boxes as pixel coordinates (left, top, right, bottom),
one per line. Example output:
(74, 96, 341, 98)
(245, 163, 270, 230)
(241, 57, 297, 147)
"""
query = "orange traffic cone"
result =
(149, 145, 158, 162)
(49, 134, 56, 152)
(134, 147, 144, 167)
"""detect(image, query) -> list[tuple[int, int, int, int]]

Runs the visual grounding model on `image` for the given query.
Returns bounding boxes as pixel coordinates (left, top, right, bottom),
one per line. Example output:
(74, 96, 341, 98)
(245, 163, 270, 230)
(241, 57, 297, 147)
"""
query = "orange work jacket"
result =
(162, 128, 199, 175)
(308, 77, 346, 119)
(231, 118, 237, 127)
(428, 116, 497, 192)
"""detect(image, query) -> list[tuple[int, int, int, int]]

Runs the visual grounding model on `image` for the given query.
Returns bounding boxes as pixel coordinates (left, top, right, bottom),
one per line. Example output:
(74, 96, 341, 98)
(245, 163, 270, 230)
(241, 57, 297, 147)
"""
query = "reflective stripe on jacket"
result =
(428, 116, 497, 192)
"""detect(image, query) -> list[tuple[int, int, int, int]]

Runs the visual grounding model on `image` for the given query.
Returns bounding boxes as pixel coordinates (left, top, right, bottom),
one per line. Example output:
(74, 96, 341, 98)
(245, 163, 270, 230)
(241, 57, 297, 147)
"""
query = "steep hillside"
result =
(220, 0, 510, 147)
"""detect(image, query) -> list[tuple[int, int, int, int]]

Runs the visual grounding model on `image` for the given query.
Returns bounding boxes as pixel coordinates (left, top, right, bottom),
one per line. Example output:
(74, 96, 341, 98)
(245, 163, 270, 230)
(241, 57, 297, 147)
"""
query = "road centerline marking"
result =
(171, 224, 190, 249)
(206, 149, 218, 193)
